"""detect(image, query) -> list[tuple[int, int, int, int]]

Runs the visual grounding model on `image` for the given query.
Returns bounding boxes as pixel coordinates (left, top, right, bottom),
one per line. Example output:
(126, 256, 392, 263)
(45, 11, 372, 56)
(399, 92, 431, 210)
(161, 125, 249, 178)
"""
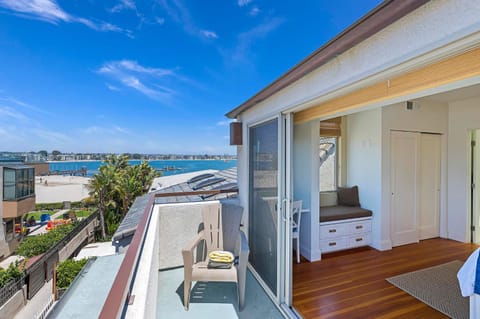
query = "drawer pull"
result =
(355, 225, 363, 229)
(355, 238, 363, 242)
(329, 242, 336, 246)
(328, 229, 336, 233)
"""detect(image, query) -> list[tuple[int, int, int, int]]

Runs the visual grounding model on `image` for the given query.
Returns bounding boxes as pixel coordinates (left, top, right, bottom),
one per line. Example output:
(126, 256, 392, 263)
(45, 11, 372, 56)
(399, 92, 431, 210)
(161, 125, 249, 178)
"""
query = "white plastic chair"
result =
(182, 202, 249, 310)
(292, 200, 303, 263)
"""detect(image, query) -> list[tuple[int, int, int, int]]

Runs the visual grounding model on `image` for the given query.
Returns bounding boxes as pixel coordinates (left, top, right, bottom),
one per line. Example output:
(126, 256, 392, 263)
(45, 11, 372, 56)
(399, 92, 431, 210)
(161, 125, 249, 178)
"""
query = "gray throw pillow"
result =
(337, 186, 360, 207)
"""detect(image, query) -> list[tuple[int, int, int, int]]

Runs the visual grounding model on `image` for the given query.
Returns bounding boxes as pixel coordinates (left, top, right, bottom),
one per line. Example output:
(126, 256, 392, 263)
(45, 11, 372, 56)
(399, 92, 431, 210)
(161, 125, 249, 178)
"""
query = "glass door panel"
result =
(249, 118, 279, 295)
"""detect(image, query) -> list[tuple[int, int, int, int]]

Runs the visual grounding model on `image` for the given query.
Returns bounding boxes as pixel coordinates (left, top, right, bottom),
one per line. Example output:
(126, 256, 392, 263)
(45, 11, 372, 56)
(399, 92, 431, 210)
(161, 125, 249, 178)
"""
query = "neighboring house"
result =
(225, 0, 480, 313)
(0, 158, 36, 258)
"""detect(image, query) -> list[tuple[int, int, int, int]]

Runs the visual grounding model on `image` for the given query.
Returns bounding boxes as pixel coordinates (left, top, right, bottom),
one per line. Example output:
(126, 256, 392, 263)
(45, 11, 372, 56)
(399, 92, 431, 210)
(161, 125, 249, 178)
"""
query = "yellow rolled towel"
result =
(208, 250, 234, 263)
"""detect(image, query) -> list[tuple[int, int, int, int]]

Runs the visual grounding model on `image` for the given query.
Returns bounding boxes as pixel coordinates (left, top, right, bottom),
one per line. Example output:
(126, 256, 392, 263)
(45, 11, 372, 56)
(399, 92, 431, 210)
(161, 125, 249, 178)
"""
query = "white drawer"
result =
(320, 237, 347, 252)
(347, 220, 371, 234)
(320, 224, 347, 239)
(348, 233, 371, 248)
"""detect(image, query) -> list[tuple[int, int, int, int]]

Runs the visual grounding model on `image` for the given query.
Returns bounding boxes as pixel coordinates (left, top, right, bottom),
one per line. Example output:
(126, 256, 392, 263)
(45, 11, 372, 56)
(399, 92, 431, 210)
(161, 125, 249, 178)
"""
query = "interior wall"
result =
(382, 101, 449, 247)
(345, 108, 383, 250)
(293, 121, 320, 261)
(447, 97, 480, 242)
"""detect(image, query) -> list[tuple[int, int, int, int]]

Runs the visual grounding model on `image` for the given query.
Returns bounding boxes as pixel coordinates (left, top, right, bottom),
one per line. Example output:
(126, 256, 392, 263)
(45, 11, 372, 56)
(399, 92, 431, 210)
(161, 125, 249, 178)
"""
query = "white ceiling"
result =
(420, 83, 480, 103)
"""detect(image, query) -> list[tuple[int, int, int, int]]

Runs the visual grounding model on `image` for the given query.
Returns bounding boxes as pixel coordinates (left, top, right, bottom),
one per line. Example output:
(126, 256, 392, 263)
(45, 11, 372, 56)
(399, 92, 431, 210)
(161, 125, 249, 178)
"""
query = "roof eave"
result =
(225, 0, 431, 119)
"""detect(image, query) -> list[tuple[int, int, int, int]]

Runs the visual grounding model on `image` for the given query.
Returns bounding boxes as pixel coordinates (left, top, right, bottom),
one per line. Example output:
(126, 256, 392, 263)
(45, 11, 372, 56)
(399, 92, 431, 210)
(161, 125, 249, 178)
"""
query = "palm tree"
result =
(116, 166, 143, 218)
(87, 165, 117, 239)
(104, 154, 129, 171)
(88, 156, 159, 239)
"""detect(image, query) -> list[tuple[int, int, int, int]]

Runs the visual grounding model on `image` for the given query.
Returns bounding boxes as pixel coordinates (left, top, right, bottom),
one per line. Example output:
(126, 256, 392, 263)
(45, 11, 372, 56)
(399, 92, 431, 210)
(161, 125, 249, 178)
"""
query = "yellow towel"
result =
(208, 251, 234, 263)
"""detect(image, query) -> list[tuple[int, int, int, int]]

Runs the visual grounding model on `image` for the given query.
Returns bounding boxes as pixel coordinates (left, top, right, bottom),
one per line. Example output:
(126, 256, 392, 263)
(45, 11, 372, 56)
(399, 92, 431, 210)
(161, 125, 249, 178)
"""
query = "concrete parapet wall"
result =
(158, 201, 219, 270)
(125, 206, 160, 319)
(58, 219, 96, 261)
(0, 285, 27, 319)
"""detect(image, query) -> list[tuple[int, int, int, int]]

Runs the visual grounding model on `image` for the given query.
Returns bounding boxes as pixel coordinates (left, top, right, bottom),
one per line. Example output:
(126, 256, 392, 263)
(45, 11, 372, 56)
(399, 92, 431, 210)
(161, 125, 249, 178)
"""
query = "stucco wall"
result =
(345, 109, 383, 249)
(293, 121, 320, 261)
(157, 201, 219, 269)
(447, 97, 480, 242)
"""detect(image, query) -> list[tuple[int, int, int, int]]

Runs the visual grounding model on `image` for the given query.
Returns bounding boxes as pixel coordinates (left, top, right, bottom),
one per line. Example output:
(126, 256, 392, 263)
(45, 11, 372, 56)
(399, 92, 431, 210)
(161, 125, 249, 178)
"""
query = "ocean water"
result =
(49, 159, 237, 177)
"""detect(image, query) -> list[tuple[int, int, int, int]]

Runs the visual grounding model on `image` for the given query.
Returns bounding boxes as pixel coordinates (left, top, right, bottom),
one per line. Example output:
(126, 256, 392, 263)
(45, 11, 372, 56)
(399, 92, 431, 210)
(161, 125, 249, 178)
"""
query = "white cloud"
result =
(249, 6, 260, 16)
(110, 0, 136, 13)
(106, 83, 120, 91)
(200, 30, 218, 39)
(0, 106, 29, 121)
(0, 96, 51, 114)
(81, 125, 131, 136)
(237, 0, 252, 7)
(32, 128, 71, 142)
(98, 60, 179, 102)
(0, 0, 128, 35)
(158, 0, 217, 40)
(228, 17, 285, 65)
(216, 120, 231, 126)
(155, 17, 165, 25)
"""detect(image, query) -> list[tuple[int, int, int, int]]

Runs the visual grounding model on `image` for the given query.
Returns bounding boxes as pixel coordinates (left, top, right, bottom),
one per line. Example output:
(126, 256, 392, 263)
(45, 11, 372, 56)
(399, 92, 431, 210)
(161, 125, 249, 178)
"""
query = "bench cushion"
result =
(337, 186, 360, 206)
(320, 205, 372, 222)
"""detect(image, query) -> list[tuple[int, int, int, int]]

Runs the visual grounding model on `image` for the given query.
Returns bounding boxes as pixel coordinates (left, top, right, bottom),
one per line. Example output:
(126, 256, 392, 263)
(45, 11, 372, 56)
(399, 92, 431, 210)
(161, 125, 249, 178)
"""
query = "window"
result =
(3, 167, 35, 200)
(319, 136, 337, 192)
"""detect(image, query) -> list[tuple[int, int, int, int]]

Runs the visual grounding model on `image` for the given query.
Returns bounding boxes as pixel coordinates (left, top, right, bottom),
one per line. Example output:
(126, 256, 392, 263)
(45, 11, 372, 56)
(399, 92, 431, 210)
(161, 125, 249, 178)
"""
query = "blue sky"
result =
(0, 0, 381, 155)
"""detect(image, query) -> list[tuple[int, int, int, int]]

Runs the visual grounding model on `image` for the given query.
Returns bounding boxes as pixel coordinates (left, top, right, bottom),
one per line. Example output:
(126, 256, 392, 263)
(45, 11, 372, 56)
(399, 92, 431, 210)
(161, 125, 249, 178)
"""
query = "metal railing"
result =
(34, 294, 54, 319)
(0, 274, 26, 308)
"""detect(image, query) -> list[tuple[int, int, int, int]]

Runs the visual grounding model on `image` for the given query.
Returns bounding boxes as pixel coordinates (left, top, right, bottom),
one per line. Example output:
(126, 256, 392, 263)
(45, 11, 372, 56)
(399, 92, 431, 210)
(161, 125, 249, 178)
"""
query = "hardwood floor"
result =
(292, 238, 478, 319)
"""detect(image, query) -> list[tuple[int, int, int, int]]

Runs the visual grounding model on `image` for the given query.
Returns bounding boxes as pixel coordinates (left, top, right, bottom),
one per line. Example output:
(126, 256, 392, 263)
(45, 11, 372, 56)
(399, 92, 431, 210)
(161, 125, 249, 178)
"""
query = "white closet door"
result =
(391, 131, 420, 246)
(419, 134, 441, 240)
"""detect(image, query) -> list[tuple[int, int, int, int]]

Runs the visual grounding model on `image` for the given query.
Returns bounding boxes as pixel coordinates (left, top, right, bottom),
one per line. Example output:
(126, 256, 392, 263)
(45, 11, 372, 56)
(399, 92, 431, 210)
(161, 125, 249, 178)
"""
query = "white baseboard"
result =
(447, 231, 469, 243)
(372, 238, 392, 251)
(300, 243, 321, 262)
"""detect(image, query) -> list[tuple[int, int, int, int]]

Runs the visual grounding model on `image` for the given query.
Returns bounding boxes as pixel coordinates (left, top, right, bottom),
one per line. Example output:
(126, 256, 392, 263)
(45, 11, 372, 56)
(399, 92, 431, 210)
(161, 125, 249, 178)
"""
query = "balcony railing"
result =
(99, 189, 237, 319)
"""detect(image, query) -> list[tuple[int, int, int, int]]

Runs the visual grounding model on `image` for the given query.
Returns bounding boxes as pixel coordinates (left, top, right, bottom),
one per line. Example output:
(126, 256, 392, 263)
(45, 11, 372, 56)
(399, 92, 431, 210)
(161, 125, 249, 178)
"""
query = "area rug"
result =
(386, 261, 468, 319)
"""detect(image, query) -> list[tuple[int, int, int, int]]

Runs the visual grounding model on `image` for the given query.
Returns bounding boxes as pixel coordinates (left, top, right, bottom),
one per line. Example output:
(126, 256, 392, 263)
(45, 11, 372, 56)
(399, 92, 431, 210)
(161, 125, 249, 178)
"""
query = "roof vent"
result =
(187, 173, 215, 184)
(201, 182, 238, 199)
(192, 177, 225, 190)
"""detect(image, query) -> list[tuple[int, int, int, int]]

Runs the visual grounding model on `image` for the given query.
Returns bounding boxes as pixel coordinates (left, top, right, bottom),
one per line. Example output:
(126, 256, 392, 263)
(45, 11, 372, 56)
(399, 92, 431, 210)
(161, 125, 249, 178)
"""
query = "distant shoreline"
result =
(47, 159, 236, 163)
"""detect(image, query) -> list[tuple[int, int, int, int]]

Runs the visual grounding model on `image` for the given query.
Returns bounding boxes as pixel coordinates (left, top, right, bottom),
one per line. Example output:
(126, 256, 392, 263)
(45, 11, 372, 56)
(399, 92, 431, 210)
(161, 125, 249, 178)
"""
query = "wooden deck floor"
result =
(292, 238, 478, 319)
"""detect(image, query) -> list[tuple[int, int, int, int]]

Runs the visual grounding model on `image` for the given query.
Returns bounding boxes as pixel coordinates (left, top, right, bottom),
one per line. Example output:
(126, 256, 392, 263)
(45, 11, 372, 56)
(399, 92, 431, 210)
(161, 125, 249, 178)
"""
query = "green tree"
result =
(115, 166, 142, 217)
(87, 155, 160, 239)
(87, 165, 117, 239)
(56, 258, 88, 289)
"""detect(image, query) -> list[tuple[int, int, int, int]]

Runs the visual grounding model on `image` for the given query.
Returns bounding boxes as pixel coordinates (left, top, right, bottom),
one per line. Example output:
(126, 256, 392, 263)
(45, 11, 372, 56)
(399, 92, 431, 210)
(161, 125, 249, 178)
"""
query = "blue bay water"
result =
(49, 160, 237, 177)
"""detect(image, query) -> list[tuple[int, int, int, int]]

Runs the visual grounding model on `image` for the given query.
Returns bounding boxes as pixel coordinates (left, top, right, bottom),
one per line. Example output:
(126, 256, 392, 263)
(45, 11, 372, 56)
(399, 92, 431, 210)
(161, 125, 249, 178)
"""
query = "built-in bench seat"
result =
(320, 205, 372, 222)
(319, 186, 372, 255)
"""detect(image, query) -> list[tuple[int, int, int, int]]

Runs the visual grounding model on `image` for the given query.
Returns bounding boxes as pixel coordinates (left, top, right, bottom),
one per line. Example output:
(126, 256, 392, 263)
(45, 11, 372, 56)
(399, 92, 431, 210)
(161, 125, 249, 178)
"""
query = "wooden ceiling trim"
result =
(294, 47, 480, 124)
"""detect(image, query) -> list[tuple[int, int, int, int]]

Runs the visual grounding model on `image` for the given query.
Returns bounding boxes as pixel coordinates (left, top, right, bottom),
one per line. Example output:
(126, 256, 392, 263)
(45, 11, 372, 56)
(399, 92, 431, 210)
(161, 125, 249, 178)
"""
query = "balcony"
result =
(3, 195, 35, 218)
(99, 193, 284, 318)
(46, 186, 284, 318)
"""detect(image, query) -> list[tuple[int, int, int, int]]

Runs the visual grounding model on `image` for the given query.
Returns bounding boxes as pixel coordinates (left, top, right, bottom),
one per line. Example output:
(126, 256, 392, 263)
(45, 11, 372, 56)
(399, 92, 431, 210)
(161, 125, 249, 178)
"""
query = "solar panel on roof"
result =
(187, 173, 215, 184)
(200, 182, 238, 199)
(192, 177, 225, 190)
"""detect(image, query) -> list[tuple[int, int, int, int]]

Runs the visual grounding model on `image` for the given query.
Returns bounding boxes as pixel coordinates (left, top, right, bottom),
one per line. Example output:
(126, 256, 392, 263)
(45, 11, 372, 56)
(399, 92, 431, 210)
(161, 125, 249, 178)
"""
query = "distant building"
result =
(0, 158, 36, 258)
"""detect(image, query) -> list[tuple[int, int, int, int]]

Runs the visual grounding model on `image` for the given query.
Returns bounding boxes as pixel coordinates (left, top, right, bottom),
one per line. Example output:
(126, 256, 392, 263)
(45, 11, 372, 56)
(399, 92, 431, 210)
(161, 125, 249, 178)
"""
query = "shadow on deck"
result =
(157, 268, 284, 318)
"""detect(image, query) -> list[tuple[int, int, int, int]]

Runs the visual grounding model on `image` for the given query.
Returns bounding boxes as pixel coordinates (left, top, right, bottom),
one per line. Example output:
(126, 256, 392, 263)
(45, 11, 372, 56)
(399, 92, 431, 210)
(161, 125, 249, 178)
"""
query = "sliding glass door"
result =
(249, 118, 279, 295)
(248, 114, 294, 313)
